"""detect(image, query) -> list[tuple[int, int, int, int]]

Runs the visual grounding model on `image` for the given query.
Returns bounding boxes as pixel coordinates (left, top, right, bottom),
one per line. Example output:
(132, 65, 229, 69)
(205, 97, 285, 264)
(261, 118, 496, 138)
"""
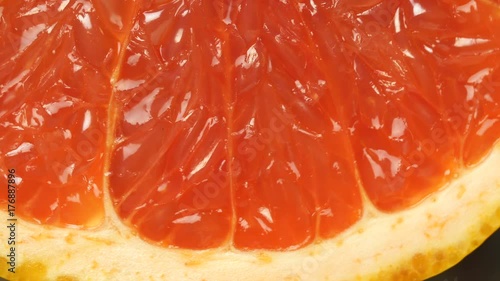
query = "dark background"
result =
(425, 228, 500, 281)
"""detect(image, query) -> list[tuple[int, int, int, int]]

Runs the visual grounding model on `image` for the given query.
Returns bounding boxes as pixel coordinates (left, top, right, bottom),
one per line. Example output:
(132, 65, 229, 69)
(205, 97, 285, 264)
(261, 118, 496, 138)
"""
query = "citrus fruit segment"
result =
(229, 0, 365, 248)
(0, 0, 120, 227)
(109, 0, 234, 249)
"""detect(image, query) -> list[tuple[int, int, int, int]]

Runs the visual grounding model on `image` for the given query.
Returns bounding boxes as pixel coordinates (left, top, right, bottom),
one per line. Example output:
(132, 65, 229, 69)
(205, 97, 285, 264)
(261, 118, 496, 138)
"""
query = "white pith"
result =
(0, 145, 499, 281)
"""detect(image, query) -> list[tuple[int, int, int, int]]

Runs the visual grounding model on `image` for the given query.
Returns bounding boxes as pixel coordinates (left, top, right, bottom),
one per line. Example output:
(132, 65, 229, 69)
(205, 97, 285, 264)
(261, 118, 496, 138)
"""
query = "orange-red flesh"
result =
(0, 0, 499, 250)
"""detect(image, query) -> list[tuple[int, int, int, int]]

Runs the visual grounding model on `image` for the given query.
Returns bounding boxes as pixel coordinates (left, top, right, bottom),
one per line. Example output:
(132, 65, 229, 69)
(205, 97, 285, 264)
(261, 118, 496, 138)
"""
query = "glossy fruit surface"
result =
(0, 1, 500, 280)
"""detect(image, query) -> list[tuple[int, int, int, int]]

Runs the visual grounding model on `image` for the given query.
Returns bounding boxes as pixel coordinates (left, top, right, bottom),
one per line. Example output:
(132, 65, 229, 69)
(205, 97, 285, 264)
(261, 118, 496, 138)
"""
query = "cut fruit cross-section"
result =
(0, 0, 500, 280)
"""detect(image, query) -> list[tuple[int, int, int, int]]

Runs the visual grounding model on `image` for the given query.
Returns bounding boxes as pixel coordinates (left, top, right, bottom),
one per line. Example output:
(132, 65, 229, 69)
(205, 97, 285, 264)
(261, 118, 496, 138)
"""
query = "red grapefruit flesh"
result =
(0, 0, 499, 253)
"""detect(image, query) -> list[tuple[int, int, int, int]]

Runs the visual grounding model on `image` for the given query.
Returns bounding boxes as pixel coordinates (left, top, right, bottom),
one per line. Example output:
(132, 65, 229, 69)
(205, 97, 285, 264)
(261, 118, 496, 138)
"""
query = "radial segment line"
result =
(220, 31, 237, 248)
(288, 0, 372, 215)
(102, 3, 141, 224)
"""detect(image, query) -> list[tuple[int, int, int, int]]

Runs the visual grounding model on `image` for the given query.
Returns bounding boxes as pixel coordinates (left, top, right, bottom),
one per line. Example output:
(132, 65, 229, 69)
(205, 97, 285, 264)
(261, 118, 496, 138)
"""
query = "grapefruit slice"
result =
(0, 0, 499, 280)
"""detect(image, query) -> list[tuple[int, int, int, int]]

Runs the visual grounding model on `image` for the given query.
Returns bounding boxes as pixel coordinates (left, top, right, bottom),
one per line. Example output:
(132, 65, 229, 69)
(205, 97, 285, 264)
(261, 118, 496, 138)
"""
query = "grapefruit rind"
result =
(1, 145, 499, 281)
